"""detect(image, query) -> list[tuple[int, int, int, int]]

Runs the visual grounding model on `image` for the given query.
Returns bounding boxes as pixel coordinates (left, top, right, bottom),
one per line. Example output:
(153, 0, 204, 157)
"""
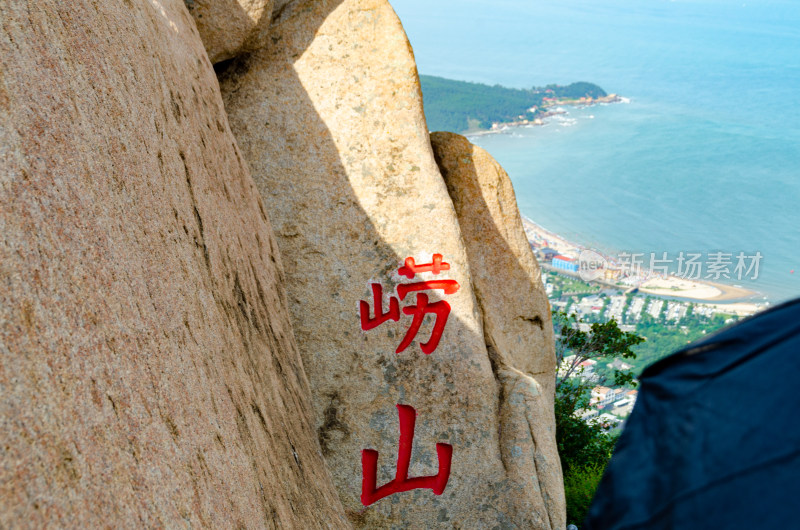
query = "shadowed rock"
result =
(185, 0, 274, 63)
(219, 0, 562, 526)
(431, 131, 566, 529)
(0, 0, 348, 527)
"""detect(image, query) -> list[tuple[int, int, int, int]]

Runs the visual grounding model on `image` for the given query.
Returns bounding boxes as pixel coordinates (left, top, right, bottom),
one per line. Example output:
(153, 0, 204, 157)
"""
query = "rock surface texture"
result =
(185, 0, 274, 64)
(219, 0, 564, 527)
(0, 1, 348, 527)
(429, 132, 558, 397)
(431, 131, 566, 529)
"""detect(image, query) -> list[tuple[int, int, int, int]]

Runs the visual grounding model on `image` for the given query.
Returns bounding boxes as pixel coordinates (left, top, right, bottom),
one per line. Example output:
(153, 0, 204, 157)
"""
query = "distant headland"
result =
(419, 74, 622, 134)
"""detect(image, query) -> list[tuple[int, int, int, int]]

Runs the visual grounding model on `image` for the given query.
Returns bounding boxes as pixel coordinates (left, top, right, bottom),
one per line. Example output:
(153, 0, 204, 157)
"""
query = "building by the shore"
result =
(538, 247, 559, 261)
(552, 255, 579, 273)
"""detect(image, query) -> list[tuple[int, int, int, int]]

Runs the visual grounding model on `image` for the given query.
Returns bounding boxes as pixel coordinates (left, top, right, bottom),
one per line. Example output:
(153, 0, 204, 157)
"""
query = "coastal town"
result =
(527, 216, 768, 429)
(524, 216, 767, 317)
(558, 352, 639, 431)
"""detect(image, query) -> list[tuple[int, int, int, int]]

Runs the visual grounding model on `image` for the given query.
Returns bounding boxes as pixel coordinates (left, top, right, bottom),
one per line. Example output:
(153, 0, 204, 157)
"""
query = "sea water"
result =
(391, 0, 800, 302)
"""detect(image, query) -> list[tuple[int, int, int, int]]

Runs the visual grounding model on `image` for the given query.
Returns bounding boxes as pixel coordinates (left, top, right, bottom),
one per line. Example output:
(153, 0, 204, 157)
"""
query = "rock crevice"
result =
(431, 131, 566, 529)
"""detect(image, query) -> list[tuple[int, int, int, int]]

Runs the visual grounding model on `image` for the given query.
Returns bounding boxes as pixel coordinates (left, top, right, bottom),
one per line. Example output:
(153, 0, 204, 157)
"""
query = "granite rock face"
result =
(431, 131, 566, 529)
(0, 1, 348, 527)
(219, 0, 563, 527)
(185, 0, 274, 63)
(429, 132, 558, 397)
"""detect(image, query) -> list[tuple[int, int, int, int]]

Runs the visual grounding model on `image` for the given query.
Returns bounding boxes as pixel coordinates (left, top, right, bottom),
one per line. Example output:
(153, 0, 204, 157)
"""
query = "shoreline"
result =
(465, 94, 626, 137)
(638, 278, 754, 303)
(520, 215, 764, 309)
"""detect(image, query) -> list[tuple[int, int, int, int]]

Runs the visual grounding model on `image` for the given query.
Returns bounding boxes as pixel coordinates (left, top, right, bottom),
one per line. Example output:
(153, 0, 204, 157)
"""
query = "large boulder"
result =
(185, 0, 274, 64)
(219, 0, 562, 526)
(431, 131, 565, 529)
(429, 132, 558, 397)
(0, 0, 347, 527)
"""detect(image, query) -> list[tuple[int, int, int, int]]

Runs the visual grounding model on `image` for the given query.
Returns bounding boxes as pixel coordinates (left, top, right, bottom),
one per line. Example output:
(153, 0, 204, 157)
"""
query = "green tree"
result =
(418, 75, 608, 132)
(564, 463, 607, 526)
(553, 311, 644, 525)
(555, 311, 643, 392)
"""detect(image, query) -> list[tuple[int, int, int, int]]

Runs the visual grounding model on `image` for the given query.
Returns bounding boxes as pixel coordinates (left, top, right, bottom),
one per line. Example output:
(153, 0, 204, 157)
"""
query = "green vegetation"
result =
(630, 311, 736, 372)
(564, 463, 607, 526)
(544, 270, 743, 372)
(545, 271, 601, 298)
(549, 281, 740, 524)
(542, 263, 746, 524)
(554, 379, 619, 475)
(419, 75, 608, 133)
(553, 312, 644, 526)
(544, 82, 608, 100)
(556, 312, 644, 392)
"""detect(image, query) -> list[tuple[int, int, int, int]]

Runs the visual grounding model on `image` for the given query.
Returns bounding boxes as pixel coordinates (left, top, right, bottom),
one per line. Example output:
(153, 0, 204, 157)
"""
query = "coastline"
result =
(520, 215, 764, 311)
(465, 94, 626, 137)
(638, 278, 754, 303)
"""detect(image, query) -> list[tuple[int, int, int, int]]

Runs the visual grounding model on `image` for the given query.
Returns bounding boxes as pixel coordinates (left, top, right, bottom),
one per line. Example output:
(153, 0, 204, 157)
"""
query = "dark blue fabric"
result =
(585, 297, 800, 530)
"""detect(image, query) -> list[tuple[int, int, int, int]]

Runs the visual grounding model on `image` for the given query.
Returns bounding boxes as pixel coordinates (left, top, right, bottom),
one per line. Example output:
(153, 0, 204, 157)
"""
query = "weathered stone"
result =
(430, 132, 558, 397)
(185, 0, 274, 63)
(219, 0, 562, 526)
(0, 1, 348, 527)
(431, 131, 566, 529)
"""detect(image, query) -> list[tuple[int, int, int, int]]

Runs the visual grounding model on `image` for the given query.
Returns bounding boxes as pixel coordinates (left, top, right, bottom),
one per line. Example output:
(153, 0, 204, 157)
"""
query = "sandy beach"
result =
(638, 277, 723, 300)
(521, 217, 582, 258)
(639, 278, 755, 302)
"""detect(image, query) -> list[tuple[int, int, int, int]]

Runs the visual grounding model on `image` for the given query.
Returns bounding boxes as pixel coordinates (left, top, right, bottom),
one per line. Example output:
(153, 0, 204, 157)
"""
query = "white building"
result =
(597, 413, 622, 430)
(629, 297, 645, 320)
(647, 299, 664, 319)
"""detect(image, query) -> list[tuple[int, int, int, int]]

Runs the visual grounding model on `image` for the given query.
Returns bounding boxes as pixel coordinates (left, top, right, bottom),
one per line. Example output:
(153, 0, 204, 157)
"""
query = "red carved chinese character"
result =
(359, 284, 400, 330)
(398, 253, 450, 279)
(396, 280, 459, 300)
(397, 294, 451, 354)
(361, 404, 453, 506)
(359, 255, 460, 354)
(395, 279, 458, 354)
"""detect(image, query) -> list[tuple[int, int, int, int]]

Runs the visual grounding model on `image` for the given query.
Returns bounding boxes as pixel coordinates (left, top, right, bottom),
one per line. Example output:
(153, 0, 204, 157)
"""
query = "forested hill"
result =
(419, 75, 609, 133)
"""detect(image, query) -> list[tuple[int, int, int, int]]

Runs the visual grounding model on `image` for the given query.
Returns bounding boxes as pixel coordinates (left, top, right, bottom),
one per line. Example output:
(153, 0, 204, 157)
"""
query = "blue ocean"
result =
(392, 0, 800, 303)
